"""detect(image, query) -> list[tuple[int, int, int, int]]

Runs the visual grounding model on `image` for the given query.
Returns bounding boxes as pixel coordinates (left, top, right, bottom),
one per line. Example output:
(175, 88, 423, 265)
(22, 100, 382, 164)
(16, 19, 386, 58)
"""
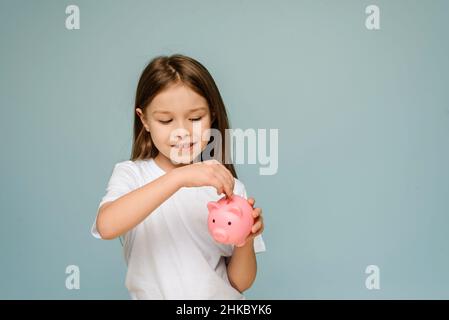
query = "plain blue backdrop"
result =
(1, 0, 448, 299)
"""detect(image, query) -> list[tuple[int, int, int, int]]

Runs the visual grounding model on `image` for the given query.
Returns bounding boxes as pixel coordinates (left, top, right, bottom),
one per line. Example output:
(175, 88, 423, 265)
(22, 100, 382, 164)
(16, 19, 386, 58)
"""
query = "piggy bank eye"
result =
(228, 221, 232, 225)
(212, 219, 215, 223)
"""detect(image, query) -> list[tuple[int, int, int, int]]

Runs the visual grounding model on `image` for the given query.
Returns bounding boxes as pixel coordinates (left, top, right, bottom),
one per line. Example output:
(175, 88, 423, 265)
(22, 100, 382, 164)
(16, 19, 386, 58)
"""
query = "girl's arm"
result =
(96, 160, 235, 240)
(96, 169, 182, 240)
(226, 199, 264, 292)
(226, 238, 257, 293)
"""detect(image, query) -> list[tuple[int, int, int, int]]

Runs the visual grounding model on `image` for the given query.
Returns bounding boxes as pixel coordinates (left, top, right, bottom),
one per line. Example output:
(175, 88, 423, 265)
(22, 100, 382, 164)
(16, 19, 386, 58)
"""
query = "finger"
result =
(252, 208, 261, 218)
(247, 197, 255, 206)
(222, 166, 235, 191)
(253, 214, 263, 226)
(203, 165, 224, 195)
(253, 215, 263, 226)
(213, 175, 230, 198)
(213, 170, 233, 198)
(251, 207, 259, 218)
(256, 224, 264, 236)
(254, 219, 264, 235)
(203, 164, 225, 195)
(217, 165, 235, 195)
(252, 220, 262, 233)
(210, 176, 225, 196)
(215, 185, 224, 196)
(204, 159, 220, 166)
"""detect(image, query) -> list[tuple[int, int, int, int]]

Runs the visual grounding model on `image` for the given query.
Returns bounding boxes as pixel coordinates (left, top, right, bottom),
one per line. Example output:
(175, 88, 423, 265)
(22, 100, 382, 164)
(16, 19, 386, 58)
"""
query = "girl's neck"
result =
(154, 153, 191, 173)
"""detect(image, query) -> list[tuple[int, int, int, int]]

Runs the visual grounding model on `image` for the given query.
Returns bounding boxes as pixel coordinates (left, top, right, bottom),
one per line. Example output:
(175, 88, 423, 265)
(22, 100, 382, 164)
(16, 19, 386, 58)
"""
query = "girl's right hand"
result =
(172, 159, 235, 198)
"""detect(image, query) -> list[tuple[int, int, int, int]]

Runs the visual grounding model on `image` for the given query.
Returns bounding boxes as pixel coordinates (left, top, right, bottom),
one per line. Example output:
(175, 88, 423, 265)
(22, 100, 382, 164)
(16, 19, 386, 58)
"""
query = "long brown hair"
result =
(131, 54, 238, 178)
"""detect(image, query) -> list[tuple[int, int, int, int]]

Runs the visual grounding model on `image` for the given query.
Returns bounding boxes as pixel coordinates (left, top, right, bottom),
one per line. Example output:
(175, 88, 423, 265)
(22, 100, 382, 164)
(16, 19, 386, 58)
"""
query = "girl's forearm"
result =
(226, 239, 257, 293)
(96, 169, 183, 240)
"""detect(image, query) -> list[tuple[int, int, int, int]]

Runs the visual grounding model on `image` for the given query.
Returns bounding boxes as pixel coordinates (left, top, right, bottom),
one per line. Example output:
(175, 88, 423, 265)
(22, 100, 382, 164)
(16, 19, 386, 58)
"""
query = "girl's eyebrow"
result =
(152, 110, 171, 115)
(152, 107, 207, 115)
(188, 107, 208, 113)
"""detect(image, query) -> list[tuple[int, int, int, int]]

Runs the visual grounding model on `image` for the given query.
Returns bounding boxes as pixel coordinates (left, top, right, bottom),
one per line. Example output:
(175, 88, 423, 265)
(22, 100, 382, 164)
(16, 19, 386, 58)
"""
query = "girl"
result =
(91, 54, 266, 300)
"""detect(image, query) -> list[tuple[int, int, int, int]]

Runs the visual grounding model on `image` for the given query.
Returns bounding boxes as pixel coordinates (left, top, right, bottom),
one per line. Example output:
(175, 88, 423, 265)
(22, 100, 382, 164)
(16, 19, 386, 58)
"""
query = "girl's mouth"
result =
(172, 142, 196, 151)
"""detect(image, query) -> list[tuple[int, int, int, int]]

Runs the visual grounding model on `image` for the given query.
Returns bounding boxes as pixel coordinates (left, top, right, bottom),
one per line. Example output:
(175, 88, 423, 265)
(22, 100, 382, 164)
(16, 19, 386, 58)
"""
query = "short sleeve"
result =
(91, 161, 139, 239)
(234, 179, 266, 254)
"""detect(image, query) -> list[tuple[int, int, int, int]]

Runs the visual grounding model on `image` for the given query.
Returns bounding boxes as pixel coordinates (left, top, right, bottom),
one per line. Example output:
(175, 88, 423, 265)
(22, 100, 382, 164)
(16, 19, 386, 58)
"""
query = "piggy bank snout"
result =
(212, 229, 228, 243)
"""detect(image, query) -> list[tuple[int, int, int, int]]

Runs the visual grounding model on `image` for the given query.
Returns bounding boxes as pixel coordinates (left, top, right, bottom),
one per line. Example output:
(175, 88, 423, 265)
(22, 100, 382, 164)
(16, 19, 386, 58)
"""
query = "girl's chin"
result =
(167, 145, 202, 163)
(167, 152, 201, 165)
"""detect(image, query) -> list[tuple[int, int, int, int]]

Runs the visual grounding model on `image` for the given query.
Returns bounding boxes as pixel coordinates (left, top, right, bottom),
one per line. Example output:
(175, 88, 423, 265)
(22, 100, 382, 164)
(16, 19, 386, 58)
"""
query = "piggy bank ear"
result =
(207, 202, 220, 212)
(228, 205, 242, 217)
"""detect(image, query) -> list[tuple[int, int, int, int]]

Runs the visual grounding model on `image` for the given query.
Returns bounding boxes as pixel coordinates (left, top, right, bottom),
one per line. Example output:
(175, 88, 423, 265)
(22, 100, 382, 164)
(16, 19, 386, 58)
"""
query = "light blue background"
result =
(1, 0, 448, 299)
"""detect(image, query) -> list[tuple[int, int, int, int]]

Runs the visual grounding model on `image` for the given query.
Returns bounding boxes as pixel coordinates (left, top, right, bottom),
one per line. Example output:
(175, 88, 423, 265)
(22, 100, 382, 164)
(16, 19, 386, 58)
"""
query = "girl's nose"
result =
(175, 130, 190, 141)
(171, 127, 191, 142)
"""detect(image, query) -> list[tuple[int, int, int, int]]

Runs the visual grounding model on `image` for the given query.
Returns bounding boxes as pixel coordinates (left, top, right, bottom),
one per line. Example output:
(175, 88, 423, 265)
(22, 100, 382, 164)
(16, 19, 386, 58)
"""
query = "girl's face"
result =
(136, 83, 213, 169)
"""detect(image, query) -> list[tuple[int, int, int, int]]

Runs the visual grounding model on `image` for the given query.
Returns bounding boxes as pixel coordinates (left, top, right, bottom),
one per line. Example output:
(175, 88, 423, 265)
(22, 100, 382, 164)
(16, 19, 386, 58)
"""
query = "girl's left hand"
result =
(243, 197, 264, 244)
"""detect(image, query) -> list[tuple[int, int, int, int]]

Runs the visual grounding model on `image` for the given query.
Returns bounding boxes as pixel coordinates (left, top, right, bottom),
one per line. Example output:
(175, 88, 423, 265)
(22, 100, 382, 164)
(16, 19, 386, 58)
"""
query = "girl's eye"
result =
(190, 117, 202, 122)
(228, 221, 231, 226)
(212, 219, 215, 223)
(158, 119, 172, 124)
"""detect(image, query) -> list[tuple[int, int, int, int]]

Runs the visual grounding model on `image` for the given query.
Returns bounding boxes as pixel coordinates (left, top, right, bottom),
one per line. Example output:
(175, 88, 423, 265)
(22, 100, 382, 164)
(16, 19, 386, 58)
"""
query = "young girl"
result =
(91, 54, 266, 300)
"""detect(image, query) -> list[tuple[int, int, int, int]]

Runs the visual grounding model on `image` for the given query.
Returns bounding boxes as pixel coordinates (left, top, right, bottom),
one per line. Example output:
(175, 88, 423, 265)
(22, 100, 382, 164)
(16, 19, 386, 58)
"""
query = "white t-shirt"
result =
(91, 158, 266, 300)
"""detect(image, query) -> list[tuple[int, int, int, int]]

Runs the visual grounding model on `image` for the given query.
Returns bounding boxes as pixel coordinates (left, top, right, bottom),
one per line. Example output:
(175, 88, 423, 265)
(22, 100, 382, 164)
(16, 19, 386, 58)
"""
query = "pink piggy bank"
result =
(207, 195, 254, 247)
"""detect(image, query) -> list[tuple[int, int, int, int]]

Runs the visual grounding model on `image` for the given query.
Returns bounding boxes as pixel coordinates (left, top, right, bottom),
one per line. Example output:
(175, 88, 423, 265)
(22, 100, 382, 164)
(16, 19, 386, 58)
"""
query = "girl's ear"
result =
(136, 108, 150, 132)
